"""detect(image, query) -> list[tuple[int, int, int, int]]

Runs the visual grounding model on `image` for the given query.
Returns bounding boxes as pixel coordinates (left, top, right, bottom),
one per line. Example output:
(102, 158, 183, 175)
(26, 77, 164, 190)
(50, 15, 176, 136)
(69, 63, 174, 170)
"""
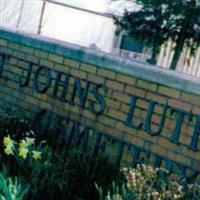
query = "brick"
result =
(153, 104, 166, 115)
(40, 59, 54, 68)
(181, 92, 200, 106)
(7, 80, 19, 90)
(116, 73, 136, 85)
(150, 144, 167, 156)
(181, 146, 200, 160)
(13, 51, 25, 59)
(158, 86, 181, 98)
(24, 95, 39, 105)
(107, 109, 127, 121)
(4, 71, 19, 80)
(115, 121, 137, 135)
(179, 134, 191, 146)
(192, 105, 200, 114)
(64, 58, 80, 68)
(97, 68, 116, 79)
(146, 92, 167, 104)
(71, 69, 87, 79)
(0, 46, 13, 55)
(8, 42, 20, 50)
(98, 115, 116, 127)
(54, 64, 70, 73)
(125, 135, 144, 148)
(161, 127, 172, 138)
(137, 130, 158, 144)
(34, 49, 48, 59)
(88, 74, 105, 84)
(113, 92, 131, 103)
(136, 79, 157, 92)
(21, 46, 34, 54)
(105, 98, 121, 110)
(168, 98, 192, 111)
(158, 137, 180, 152)
(8, 57, 18, 65)
(0, 39, 8, 46)
(104, 126, 124, 138)
(151, 113, 164, 124)
(125, 85, 146, 97)
(81, 63, 96, 73)
(83, 110, 95, 120)
(26, 54, 39, 64)
(80, 118, 103, 131)
(165, 118, 176, 130)
(17, 60, 30, 68)
(167, 151, 190, 166)
(136, 99, 148, 109)
(10, 66, 24, 76)
(86, 119, 105, 131)
(49, 54, 63, 64)
(120, 103, 130, 113)
(106, 80, 124, 92)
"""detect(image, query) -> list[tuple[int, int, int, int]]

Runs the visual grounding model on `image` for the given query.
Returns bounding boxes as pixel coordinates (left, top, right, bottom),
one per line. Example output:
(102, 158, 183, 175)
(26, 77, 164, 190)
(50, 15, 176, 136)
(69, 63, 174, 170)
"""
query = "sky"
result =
(53, 0, 138, 15)
(53, 0, 110, 12)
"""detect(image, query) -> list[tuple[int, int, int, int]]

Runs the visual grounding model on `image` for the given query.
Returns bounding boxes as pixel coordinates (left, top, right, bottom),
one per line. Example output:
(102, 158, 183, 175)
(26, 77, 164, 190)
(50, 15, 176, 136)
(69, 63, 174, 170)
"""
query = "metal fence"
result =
(1, 0, 200, 77)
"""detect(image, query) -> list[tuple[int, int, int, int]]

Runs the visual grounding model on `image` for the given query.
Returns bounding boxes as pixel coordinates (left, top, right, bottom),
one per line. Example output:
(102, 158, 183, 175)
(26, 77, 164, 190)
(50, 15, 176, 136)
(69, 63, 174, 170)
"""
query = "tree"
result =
(115, 0, 200, 70)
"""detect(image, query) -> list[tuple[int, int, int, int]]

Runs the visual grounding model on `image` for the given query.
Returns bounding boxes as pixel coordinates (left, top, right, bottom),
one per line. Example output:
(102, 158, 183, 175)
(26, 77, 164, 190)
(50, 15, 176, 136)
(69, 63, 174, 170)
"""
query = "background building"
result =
(1, 0, 200, 77)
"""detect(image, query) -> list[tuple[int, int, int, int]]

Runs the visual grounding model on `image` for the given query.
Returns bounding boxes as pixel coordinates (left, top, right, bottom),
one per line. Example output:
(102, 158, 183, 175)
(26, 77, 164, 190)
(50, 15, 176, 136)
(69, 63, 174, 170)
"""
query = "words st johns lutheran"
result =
(0, 52, 200, 178)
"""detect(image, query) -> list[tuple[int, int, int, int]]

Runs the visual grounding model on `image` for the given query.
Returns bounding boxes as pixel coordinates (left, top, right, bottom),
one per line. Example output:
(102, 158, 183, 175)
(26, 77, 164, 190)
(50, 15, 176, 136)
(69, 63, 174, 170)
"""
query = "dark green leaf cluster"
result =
(115, 0, 200, 69)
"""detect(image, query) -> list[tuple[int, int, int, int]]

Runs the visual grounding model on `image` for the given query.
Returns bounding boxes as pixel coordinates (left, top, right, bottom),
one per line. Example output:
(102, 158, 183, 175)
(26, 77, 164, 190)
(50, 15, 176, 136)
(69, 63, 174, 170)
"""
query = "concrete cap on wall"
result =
(1, 26, 200, 96)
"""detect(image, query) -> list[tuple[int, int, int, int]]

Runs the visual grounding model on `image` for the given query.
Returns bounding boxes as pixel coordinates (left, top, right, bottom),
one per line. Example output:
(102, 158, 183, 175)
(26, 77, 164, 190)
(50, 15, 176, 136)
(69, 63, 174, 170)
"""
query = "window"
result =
(120, 35, 144, 53)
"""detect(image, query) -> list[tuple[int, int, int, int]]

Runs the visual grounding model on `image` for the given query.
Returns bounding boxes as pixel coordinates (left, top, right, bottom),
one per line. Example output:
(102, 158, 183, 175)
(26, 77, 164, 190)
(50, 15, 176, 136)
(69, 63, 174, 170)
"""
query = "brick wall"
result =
(0, 28, 200, 177)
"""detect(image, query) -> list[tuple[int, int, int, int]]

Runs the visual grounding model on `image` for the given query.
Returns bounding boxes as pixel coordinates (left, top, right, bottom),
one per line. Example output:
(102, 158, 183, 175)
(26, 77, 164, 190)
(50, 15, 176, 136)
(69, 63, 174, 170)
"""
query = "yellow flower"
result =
(19, 139, 29, 148)
(4, 146, 14, 155)
(19, 137, 35, 148)
(25, 137, 35, 146)
(32, 151, 42, 160)
(19, 148, 28, 159)
(3, 135, 14, 146)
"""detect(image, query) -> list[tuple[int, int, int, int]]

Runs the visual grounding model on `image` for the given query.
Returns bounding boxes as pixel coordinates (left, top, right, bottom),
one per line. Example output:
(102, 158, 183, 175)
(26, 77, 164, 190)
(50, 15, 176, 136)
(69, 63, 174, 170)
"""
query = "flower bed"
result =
(0, 105, 199, 200)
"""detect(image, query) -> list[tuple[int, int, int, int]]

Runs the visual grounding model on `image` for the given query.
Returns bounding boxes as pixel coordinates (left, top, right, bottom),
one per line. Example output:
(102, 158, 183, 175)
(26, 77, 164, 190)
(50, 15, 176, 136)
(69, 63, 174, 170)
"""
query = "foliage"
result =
(0, 106, 121, 199)
(115, 0, 200, 69)
(1, 106, 200, 200)
(33, 147, 121, 200)
(98, 164, 200, 200)
(0, 105, 31, 141)
(0, 170, 28, 200)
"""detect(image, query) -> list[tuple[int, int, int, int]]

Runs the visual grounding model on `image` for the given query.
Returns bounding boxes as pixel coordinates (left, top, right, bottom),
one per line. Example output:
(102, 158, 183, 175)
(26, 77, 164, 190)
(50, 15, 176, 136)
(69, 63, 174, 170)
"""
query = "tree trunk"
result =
(147, 43, 159, 65)
(169, 37, 185, 70)
(149, 49, 157, 65)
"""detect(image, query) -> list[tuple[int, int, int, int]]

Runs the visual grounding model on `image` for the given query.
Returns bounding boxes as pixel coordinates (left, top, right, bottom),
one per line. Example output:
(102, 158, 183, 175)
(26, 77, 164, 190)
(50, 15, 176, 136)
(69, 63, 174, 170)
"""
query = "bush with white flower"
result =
(97, 164, 200, 200)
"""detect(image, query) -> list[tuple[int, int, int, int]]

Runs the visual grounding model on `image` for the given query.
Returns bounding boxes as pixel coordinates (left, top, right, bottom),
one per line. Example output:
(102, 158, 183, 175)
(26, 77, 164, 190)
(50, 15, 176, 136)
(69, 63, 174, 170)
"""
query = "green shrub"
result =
(0, 105, 30, 141)
(0, 131, 121, 200)
(0, 170, 28, 200)
(33, 147, 121, 200)
(97, 164, 200, 200)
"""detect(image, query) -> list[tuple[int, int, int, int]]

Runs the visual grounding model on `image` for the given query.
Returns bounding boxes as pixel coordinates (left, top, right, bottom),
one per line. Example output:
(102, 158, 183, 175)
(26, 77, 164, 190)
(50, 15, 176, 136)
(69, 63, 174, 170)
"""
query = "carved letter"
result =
(0, 53, 6, 77)
(51, 71, 70, 101)
(125, 95, 143, 129)
(92, 131, 105, 158)
(18, 62, 33, 87)
(144, 101, 167, 136)
(115, 140, 126, 167)
(90, 83, 108, 115)
(33, 66, 52, 93)
(169, 107, 192, 145)
(188, 115, 200, 151)
(70, 78, 91, 109)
